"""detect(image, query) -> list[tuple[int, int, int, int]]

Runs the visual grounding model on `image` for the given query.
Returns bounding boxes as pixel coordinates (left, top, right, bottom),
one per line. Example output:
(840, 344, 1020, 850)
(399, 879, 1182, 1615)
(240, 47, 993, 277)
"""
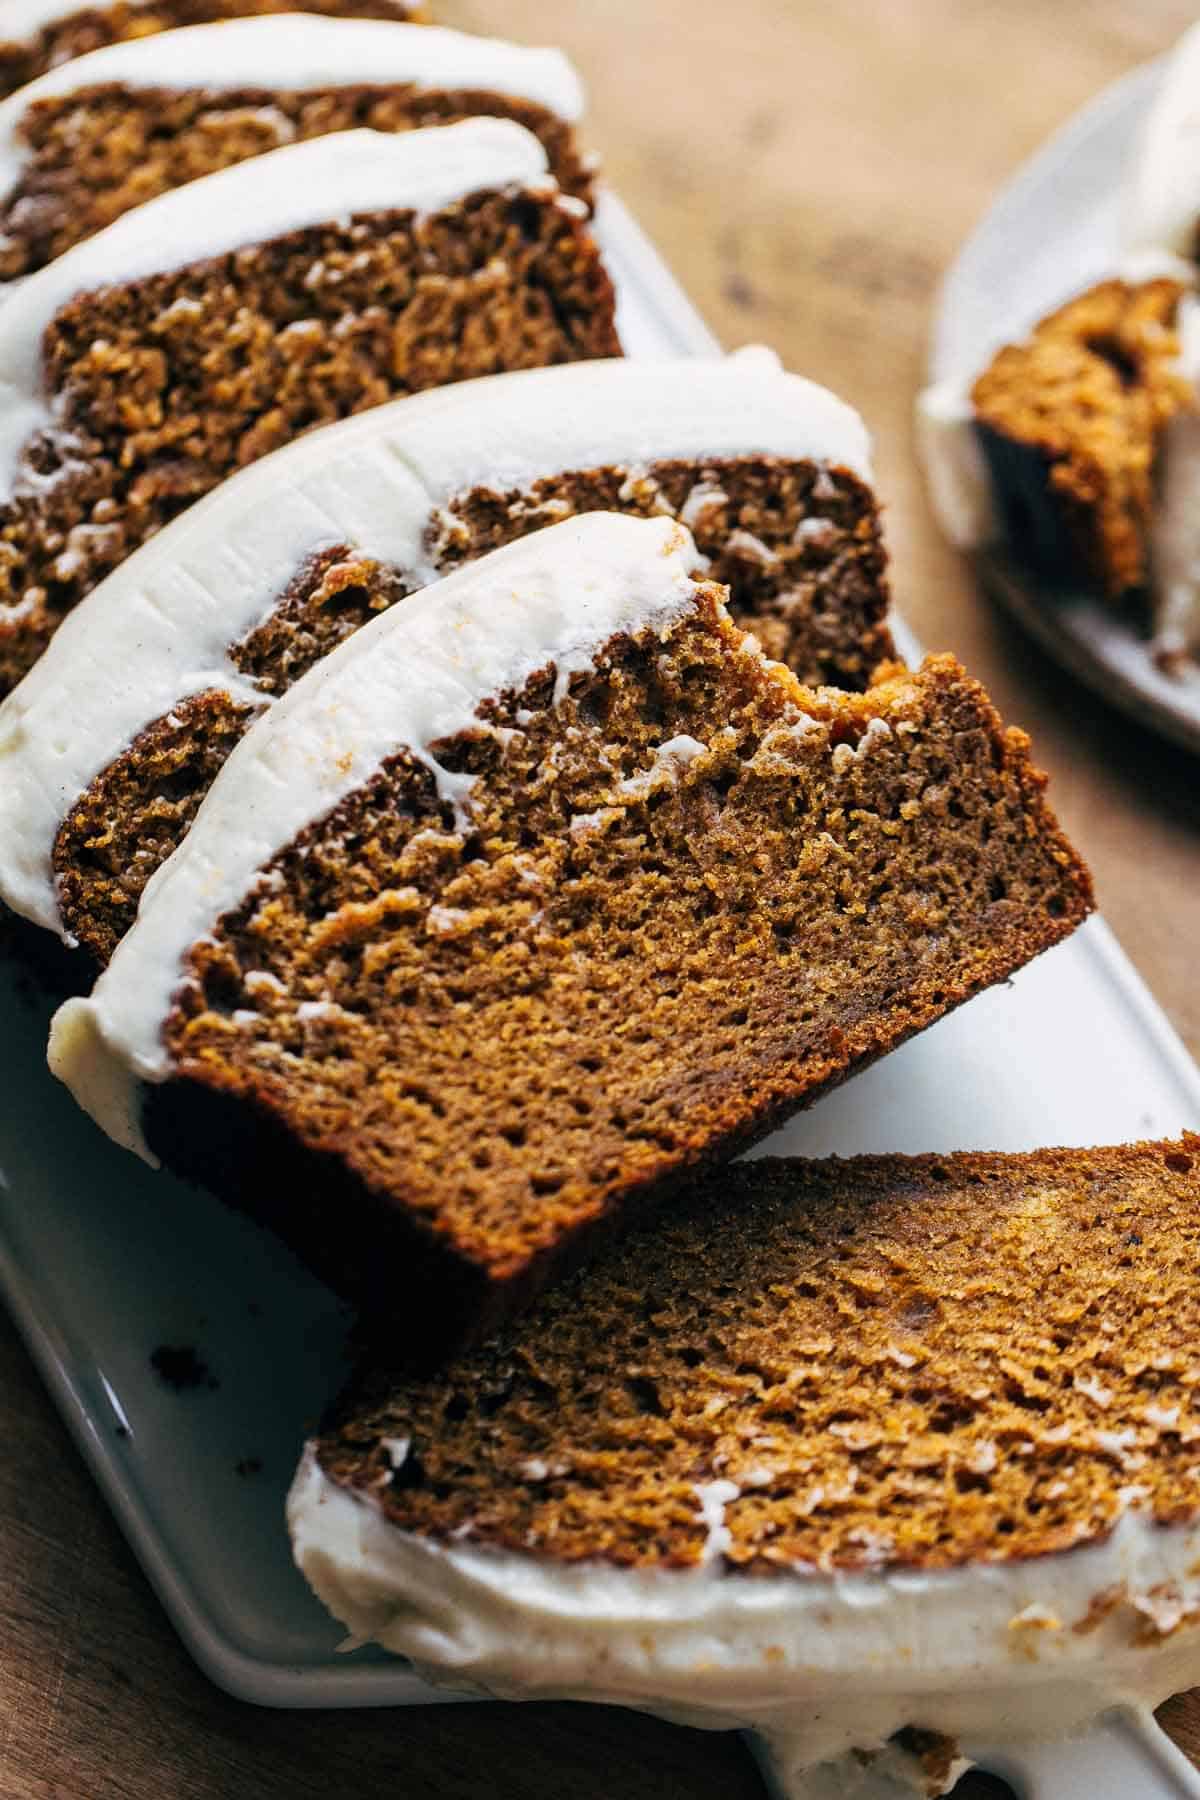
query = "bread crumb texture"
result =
(319, 1137, 1200, 1576)
(972, 277, 1190, 596)
(0, 184, 618, 694)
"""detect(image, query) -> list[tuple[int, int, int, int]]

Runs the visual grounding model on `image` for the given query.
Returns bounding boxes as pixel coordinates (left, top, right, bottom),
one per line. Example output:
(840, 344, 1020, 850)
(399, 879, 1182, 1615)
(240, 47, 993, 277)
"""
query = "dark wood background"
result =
(4, 2, 1199, 1793)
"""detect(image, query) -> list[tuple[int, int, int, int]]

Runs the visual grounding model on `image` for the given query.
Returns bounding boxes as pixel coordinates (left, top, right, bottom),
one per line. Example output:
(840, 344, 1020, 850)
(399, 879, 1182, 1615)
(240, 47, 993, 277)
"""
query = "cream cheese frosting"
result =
(47, 513, 708, 1157)
(0, 118, 553, 502)
(287, 1443, 1200, 1793)
(1122, 29, 1200, 660)
(1122, 22, 1200, 265)
(0, 348, 870, 939)
(0, 15, 583, 204)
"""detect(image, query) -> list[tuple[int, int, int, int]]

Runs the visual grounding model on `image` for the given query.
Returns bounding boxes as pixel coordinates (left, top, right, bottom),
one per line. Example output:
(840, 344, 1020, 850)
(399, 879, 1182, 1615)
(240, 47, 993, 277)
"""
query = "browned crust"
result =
(313, 1135, 1200, 1575)
(0, 1, 430, 100)
(972, 277, 1191, 597)
(142, 637, 1091, 1359)
(0, 82, 591, 281)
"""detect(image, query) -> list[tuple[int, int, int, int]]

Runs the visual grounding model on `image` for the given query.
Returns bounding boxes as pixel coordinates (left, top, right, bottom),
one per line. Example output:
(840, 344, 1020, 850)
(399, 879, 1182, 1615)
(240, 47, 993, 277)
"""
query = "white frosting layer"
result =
(1149, 295, 1200, 658)
(375, 342, 871, 496)
(1122, 31, 1200, 660)
(1122, 22, 1200, 263)
(0, 118, 552, 500)
(287, 1444, 1200, 1783)
(47, 513, 706, 1154)
(0, 0, 420, 37)
(0, 348, 870, 937)
(0, 16, 582, 202)
(1151, 412, 1200, 659)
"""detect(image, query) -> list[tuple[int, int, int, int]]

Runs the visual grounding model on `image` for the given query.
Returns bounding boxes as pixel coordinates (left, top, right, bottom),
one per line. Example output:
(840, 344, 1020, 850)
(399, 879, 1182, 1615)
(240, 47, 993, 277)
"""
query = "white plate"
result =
(1, 193, 1199, 1747)
(929, 56, 1200, 755)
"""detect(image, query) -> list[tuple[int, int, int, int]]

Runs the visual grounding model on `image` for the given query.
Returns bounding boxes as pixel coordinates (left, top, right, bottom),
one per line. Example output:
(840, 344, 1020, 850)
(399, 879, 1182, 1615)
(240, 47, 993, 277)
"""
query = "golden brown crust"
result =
(316, 1136, 1200, 1573)
(972, 277, 1191, 597)
(53, 456, 891, 962)
(142, 628, 1091, 1353)
(0, 186, 619, 697)
(0, 83, 591, 281)
(0, 1, 430, 100)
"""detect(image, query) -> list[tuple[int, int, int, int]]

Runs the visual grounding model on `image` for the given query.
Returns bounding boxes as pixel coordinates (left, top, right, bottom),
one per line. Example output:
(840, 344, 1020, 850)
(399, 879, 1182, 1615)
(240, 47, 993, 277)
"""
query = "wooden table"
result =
(3, 2, 1199, 1794)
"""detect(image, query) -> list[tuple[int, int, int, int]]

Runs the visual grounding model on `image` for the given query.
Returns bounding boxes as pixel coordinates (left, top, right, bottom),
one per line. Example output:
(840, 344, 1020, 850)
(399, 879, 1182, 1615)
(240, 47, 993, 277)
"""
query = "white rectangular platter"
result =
(1, 190, 1198, 1709)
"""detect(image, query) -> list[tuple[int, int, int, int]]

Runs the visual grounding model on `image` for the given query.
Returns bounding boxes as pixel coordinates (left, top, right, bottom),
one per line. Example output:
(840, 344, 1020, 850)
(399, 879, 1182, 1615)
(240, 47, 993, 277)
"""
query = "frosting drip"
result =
(1122, 23, 1200, 265)
(287, 1443, 1200, 1792)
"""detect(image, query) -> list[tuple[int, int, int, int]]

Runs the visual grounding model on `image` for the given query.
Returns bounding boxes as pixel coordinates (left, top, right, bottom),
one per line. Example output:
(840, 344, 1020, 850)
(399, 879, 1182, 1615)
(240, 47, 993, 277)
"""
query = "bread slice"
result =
(0, 120, 617, 697)
(50, 513, 1092, 1352)
(301, 1134, 1200, 1572)
(971, 277, 1190, 596)
(0, 16, 589, 283)
(290, 1137, 1200, 1787)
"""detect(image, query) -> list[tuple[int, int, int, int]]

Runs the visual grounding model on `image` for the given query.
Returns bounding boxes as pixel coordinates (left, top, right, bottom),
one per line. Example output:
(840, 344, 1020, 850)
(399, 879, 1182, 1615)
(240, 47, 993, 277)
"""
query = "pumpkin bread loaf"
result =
(303, 1134, 1200, 1574)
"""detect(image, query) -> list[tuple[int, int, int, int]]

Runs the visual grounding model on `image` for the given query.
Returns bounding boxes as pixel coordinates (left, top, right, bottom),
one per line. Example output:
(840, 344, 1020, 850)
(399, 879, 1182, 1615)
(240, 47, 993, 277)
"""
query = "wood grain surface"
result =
(3, 3, 1199, 1796)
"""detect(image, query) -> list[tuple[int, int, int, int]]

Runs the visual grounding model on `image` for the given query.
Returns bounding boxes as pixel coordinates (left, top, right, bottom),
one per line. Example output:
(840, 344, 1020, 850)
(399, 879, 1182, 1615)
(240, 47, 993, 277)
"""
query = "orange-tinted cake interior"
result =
(316, 1137, 1200, 1571)
(972, 277, 1191, 597)
(141, 598, 1092, 1355)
